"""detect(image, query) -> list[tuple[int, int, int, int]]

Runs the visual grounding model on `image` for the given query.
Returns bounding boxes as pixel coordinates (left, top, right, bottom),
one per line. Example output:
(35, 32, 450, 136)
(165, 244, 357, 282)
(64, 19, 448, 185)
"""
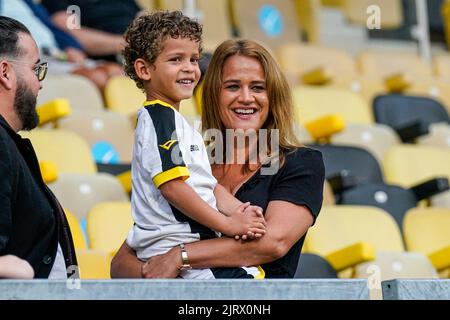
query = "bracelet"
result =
(179, 243, 192, 270)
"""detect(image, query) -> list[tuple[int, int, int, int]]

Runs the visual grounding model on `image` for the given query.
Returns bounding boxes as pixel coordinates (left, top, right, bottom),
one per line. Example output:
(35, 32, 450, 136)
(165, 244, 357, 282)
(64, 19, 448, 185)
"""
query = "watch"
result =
(178, 243, 192, 270)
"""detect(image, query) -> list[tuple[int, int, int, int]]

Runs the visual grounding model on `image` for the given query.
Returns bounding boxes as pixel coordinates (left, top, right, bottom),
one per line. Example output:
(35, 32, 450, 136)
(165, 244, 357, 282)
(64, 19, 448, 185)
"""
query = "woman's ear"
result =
(134, 58, 152, 82)
(0, 60, 14, 90)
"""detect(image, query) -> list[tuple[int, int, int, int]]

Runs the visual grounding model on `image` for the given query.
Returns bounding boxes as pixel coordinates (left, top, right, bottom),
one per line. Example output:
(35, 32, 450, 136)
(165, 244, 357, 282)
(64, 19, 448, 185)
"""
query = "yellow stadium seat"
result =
(76, 249, 112, 279)
(442, 0, 450, 51)
(357, 50, 433, 80)
(159, 0, 233, 52)
(383, 145, 450, 208)
(37, 74, 104, 111)
(37, 99, 71, 127)
(20, 129, 97, 174)
(405, 78, 450, 115)
(342, 0, 403, 29)
(104, 76, 198, 118)
(48, 173, 129, 221)
(277, 43, 357, 87)
(59, 109, 135, 163)
(104, 76, 145, 116)
(64, 209, 87, 250)
(39, 160, 58, 184)
(230, 0, 301, 51)
(292, 86, 373, 125)
(87, 202, 133, 253)
(331, 123, 400, 162)
(403, 208, 450, 277)
(294, 0, 321, 43)
(304, 205, 436, 281)
(434, 54, 450, 81)
(383, 145, 450, 188)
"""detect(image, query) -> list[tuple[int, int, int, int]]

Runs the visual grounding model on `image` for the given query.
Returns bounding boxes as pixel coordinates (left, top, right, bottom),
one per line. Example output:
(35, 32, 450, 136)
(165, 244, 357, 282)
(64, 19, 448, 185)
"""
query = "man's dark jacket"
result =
(0, 115, 77, 278)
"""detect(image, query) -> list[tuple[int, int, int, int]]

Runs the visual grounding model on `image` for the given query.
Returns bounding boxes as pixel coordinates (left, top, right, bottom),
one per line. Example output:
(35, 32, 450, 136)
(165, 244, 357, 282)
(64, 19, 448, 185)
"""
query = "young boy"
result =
(123, 11, 266, 279)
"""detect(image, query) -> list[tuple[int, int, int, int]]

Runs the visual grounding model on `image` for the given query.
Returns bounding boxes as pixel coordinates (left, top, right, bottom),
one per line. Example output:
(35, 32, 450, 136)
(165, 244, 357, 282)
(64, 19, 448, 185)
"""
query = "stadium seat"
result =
(64, 209, 87, 250)
(331, 123, 400, 162)
(104, 76, 145, 116)
(417, 123, 450, 149)
(304, 206, 404, 273)
(295, 253, 337, 278)
(434, 54, 450, 80)
(59, 109, 135, 164)
(76, 249, 112, 279)
(229, 0, 301, 50)
(37, 74, 104, 111)
(403, 207, 450, 277)
(293, 86, 373, 125)
(20, 129, 97, 174)
(357, 50, 433, 80)
(293, 0, 321, 43)
(87, 202, 133, 254)
(373, 94, 450, 143)
(48, 173, 129, 221)
(277, 43, 357, 87)
(383, 145, 450, 208)
(159, 0, 233, 52)
(104, 76, 198, 118)
(406, 78, 450, 115)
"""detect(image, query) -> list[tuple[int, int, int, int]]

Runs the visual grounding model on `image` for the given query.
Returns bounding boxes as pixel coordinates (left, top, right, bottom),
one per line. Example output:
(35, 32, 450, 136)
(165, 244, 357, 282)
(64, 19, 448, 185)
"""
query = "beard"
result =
(14, 78, 39, 131)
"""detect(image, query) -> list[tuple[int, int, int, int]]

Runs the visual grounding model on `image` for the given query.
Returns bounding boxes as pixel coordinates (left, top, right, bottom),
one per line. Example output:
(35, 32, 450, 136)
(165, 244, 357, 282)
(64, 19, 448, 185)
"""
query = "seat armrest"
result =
(325, 242, 376, 272)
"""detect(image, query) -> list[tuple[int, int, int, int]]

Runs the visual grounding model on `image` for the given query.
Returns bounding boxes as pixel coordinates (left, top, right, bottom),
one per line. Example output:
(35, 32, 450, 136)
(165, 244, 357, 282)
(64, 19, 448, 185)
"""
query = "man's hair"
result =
(123, 10, 203, 90)
(0, 16, 31, 58)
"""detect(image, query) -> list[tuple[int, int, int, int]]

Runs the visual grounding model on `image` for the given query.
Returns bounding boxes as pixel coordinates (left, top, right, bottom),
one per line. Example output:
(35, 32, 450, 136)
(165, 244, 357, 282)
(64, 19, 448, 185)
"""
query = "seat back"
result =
(159, 0, 233, 51)
(37, 74, 104, 111)
(49, 173, 129, 221)
(230, 0, 300, 50)
(331, 123, 400, 162)
(305, 205, 405, 256)
(343, 0, 403, 29)
(403, 207, 450, 255)
(87, 202, 133, 253)
(104, 76, 145, 116)
(293, 86, 373, 125)
(295, 253, 337, 278)
(357, 50, 432, 79)
(373, 94, 450, 140)
(60, 109, 135, 163)
(383, 144, 450, 187)
(308, 144, 384, 185)
(64, 209, 87, 250)
(76, 249, 112, 279)
(339, 183, 418, 230)
(20, 129, 97, 174)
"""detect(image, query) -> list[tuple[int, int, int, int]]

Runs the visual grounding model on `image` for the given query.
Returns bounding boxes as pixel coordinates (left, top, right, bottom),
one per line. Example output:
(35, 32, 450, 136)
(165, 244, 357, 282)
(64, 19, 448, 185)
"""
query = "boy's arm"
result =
(213, 183, 243, 216)
(160, 179, 233, 235)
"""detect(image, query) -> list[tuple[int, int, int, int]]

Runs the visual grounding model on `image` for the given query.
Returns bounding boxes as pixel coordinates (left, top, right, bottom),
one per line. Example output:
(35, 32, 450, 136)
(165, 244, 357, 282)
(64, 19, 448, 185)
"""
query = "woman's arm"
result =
(110, 200, 313, 278)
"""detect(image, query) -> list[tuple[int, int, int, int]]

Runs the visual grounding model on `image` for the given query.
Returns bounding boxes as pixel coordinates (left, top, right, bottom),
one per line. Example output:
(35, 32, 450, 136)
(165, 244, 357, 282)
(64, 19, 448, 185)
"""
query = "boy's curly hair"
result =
(123, 10, 203, 90)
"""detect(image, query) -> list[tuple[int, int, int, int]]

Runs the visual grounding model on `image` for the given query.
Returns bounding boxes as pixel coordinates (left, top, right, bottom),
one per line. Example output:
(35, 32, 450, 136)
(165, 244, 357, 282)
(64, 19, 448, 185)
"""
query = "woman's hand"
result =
(141, 247, 181, 279)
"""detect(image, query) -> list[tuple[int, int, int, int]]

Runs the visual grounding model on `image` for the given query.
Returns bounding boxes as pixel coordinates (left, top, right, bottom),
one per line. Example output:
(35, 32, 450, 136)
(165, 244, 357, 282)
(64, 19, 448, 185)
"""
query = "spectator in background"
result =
(0, 0, 124, 91)
(42, 0, 140, 62)
(0, 16, 77, 278)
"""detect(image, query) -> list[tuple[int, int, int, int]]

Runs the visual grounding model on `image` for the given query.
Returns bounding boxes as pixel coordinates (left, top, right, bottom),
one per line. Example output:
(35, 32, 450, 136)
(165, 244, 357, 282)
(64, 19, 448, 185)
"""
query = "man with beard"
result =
(0, 16, 77, 278)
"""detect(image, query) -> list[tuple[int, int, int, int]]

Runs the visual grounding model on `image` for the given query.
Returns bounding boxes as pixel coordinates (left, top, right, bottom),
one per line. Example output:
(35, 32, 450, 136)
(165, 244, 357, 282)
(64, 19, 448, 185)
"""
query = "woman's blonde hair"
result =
(201, 39, 301, 153)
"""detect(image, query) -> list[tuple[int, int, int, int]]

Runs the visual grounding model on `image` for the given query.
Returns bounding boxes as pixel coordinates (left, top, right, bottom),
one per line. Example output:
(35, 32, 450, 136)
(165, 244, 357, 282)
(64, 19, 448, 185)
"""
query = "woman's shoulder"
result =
(283, 146, 324, 164)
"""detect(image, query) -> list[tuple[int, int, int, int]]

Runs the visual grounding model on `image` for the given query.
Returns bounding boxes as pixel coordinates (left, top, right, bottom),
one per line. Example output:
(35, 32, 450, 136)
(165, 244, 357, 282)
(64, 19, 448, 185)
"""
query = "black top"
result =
(0, 115, 77, 278)
(235, 147, 325, 278)
(42, 0, 140, 34)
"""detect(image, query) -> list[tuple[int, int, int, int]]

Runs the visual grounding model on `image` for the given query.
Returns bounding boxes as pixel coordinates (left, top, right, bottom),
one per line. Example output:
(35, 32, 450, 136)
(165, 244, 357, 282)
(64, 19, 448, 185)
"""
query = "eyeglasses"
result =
(7, 60, 48, 81)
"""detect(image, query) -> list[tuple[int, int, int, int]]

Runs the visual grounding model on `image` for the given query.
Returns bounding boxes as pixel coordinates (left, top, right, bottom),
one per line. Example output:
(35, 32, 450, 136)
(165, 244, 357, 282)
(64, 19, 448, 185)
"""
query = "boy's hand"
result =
(238, 205, 265, 240)
(225, 203, 266, 239)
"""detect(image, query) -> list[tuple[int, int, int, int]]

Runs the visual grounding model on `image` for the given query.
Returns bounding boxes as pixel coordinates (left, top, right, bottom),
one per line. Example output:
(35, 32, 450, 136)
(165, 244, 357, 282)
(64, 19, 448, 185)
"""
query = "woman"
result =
(110, 39, 324, 278)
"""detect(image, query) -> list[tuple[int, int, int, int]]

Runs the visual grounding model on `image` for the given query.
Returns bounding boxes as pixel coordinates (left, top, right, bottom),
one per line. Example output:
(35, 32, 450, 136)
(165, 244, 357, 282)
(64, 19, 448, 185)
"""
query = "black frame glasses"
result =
(7, 60, 48, 81)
